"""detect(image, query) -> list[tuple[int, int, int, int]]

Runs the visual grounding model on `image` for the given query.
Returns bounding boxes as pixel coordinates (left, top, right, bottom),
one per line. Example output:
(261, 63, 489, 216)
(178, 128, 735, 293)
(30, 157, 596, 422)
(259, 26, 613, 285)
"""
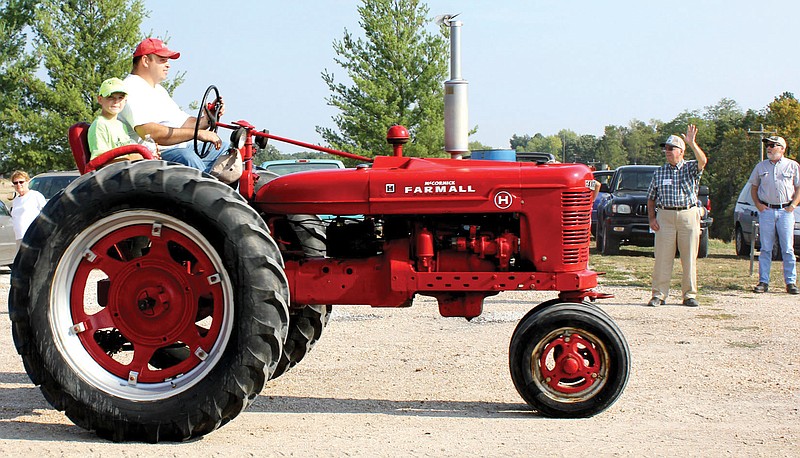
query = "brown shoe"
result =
(753, 282, 768, 293)
(788, 284, 800, 295)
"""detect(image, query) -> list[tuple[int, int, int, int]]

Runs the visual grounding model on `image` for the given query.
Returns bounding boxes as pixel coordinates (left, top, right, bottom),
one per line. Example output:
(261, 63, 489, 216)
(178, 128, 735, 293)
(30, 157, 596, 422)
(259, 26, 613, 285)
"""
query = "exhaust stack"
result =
(440, 15, 468, 159)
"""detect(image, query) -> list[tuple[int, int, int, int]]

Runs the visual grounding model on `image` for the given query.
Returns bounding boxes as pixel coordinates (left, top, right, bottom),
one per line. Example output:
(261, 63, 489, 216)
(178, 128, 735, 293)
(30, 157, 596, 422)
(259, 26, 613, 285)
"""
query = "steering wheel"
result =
(193, 85, 221, 158)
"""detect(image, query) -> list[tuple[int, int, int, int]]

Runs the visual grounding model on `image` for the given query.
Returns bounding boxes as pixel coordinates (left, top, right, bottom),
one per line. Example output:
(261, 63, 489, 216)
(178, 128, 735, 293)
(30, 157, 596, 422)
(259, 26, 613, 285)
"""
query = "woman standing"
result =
(10, 170, 46, 248)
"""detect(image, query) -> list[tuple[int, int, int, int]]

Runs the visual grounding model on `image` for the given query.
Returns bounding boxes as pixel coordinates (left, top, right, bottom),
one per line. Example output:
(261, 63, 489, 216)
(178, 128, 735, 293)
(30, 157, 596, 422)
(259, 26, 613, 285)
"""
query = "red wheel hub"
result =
(539, 333, 601, 394)
(69, 224, 225, 383)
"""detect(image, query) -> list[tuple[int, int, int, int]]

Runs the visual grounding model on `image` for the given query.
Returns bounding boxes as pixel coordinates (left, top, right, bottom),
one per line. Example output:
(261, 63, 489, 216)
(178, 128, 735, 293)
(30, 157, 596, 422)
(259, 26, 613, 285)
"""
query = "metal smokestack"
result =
(441, 15, 468, 160)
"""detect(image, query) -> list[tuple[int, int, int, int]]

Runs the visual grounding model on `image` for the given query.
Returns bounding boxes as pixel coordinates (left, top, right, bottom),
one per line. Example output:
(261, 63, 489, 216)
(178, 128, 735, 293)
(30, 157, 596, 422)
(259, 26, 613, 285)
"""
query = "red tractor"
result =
(8, 84, 630, 441)
(8, 19, 629, 443)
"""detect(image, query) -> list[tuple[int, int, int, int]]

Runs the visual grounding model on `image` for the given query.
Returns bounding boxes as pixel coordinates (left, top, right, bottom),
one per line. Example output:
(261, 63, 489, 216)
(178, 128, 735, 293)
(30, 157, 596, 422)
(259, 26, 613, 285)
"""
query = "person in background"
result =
(119, 38, 224, 172)
(9, 170, 47, 248)
(88, 77, 152, 161)
(749, 136, 800, 295)
(646, 124, 708, 307)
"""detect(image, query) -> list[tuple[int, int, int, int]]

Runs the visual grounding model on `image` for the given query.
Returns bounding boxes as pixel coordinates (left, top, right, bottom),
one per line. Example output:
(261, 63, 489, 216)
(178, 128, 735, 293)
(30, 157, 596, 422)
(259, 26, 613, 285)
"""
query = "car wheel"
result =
(734, 226, 750, 257)
(599, 225, 619, 255)
(698, 229, 709, 258)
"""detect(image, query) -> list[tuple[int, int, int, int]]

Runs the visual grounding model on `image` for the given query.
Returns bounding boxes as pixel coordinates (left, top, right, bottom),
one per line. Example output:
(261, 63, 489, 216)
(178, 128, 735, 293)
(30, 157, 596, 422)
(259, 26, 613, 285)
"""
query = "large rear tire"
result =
(509, 302, 630, 418)
(8, 161, 289, 442)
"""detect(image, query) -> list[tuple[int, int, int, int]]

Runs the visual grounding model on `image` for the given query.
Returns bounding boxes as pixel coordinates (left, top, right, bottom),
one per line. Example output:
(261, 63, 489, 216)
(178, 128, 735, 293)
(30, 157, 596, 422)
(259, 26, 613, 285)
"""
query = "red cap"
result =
(133, 38, 180, 59)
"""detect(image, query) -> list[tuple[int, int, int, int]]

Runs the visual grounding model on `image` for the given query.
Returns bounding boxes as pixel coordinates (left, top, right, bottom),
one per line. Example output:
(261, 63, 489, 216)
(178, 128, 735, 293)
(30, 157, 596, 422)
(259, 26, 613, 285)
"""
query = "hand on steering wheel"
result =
(194, 85, 222, 158)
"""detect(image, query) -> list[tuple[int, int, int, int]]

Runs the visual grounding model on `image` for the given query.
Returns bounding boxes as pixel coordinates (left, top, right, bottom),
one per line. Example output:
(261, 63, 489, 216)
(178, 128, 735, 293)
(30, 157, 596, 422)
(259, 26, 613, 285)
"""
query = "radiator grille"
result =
(561, 190, 591, 265)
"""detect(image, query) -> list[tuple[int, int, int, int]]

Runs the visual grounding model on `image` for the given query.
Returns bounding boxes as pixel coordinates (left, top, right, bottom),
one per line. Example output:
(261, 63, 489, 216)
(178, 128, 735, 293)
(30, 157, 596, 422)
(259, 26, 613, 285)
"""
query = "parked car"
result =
(595, 165, 712, 256)
(0, 200, 17, 266)
(259, 159, 345, 176)
(29, 170, 80, 200)
(733, 182, 800, 258)
(591, 169, 615, 236)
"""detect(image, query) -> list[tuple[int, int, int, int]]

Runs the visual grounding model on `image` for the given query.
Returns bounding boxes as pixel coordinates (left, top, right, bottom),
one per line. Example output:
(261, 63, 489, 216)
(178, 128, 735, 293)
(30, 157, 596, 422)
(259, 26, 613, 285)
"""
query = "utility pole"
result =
(747, 124, 777, 161)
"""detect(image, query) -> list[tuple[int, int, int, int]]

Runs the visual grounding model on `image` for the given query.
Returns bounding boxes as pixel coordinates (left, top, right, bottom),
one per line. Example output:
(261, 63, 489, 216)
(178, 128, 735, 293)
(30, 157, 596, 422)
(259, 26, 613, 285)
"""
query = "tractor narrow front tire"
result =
(509, 302, 630, 418)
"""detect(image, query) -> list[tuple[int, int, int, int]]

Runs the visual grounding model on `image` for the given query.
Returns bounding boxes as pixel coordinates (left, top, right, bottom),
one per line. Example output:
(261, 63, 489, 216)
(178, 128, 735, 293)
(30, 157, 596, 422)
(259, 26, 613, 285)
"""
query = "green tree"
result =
(0, 0, 147, 174)
(468, 140, 492, 152)
(317, 0, 448, 159)
(765, 92, 800, 159)
(624, 119, 660, 165)
(252, 143, 286, 165)
(597, 125, 626, 168)
(704, 98, 744, 147)
(0, 0, 36, 173)
(704, 128, 758, 239)
(573, 134, 600, 166)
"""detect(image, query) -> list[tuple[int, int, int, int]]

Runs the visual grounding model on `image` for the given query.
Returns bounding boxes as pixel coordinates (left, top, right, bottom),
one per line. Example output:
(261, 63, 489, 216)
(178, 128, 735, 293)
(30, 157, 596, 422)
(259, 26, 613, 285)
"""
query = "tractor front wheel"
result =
(9, 161, 289, 442)
(509, 302, 630, 417)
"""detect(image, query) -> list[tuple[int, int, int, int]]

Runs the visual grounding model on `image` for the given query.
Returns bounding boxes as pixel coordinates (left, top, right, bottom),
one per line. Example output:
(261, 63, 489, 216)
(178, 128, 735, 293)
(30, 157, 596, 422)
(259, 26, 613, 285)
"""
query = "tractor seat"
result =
(68, 122, 153, 174)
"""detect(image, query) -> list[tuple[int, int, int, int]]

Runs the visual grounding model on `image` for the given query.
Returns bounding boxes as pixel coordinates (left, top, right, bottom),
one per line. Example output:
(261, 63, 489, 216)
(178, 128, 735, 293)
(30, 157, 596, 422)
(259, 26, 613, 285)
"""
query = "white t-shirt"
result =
(119, 74, 191, 150)
(11, 190, 47, 240)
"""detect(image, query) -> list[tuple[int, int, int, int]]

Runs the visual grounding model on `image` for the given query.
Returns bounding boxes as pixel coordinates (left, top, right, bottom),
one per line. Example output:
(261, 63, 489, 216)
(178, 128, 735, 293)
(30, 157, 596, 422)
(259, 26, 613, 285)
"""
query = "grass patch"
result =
(590, 238, 787, 292)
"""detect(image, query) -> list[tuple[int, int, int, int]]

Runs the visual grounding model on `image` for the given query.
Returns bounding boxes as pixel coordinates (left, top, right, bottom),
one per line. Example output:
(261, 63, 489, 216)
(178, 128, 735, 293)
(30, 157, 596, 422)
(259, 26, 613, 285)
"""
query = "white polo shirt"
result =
(119, 74, 191, 150)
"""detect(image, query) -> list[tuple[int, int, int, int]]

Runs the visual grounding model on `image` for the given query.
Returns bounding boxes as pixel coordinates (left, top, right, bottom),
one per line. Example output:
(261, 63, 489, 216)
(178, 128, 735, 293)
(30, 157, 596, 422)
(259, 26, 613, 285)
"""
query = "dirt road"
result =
(0, 270, 797, 456)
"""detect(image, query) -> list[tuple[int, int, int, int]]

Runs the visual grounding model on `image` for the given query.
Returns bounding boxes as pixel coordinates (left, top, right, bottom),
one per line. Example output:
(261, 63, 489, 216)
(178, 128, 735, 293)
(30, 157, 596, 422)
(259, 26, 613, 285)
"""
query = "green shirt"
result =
(88, 115, 134, 159)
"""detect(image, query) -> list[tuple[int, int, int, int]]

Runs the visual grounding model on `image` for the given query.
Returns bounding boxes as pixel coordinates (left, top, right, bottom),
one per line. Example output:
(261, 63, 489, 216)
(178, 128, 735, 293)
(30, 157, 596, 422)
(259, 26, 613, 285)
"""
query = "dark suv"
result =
(595, 165, 712, 256)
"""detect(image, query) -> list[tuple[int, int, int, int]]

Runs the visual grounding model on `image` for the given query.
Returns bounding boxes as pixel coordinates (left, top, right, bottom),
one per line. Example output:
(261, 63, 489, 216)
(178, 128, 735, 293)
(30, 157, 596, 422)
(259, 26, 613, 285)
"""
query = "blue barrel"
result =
(470, 149, 516, 161)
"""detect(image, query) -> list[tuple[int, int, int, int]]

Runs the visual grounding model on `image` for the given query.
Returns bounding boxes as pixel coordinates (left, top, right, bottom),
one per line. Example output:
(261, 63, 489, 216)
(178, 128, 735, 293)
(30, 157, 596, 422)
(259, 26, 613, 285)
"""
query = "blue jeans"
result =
(758, 207, 796, 285)
(160, 143, 227, 174)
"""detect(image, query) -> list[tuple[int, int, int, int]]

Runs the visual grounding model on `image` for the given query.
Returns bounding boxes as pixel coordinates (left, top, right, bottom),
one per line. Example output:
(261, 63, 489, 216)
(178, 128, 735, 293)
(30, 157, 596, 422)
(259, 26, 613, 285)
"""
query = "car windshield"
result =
(263, 163, 342, 176)
(615, 171, 655, 192)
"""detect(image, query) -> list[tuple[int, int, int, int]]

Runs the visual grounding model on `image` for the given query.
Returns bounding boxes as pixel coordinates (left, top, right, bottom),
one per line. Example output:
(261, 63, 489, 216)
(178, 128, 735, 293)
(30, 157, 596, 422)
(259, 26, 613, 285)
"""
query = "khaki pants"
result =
(652, 207, 701, 301)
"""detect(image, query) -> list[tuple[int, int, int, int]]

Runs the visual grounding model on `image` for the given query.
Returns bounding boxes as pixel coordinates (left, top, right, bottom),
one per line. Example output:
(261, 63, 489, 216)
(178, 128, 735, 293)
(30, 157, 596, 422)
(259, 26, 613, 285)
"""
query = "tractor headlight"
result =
(612, 203, 632, 214)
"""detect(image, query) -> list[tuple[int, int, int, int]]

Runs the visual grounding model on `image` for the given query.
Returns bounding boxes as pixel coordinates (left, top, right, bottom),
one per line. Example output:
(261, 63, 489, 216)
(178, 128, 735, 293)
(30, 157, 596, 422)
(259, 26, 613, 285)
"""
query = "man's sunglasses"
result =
(12, 180, 26, 185)
(765, 143, 780, 148)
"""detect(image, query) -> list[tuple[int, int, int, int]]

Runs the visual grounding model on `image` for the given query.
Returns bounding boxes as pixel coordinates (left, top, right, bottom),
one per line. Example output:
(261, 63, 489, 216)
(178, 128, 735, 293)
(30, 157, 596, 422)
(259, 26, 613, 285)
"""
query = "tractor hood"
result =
(255, 156, 592, 217)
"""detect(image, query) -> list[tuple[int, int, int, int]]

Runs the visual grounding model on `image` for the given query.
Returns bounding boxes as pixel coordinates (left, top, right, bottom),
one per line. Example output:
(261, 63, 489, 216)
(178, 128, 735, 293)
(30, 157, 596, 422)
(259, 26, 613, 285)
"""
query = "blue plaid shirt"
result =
(647, 160, 703, 207)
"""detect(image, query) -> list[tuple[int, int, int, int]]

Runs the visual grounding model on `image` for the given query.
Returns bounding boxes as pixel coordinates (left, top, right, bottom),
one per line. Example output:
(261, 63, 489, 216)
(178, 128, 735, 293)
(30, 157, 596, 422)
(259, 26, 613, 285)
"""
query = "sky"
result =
(140, 0, 800, 153)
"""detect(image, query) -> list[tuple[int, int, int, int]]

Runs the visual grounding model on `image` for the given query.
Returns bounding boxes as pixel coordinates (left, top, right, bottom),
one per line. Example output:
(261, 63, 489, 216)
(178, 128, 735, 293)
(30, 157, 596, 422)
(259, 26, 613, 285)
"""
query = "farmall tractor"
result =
(8, 19, 630, 442)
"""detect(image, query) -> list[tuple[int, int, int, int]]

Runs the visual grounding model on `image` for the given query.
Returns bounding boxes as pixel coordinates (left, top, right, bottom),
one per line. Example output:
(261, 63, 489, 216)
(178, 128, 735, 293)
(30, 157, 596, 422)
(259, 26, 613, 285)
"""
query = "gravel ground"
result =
(0, 268, 797, 457)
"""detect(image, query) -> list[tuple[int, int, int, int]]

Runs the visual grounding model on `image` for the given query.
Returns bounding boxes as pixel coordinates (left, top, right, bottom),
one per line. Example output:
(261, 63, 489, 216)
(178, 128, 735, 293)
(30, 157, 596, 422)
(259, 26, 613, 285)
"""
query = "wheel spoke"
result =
(84, 307, 117, 332)
(128, 342, 159, 379)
